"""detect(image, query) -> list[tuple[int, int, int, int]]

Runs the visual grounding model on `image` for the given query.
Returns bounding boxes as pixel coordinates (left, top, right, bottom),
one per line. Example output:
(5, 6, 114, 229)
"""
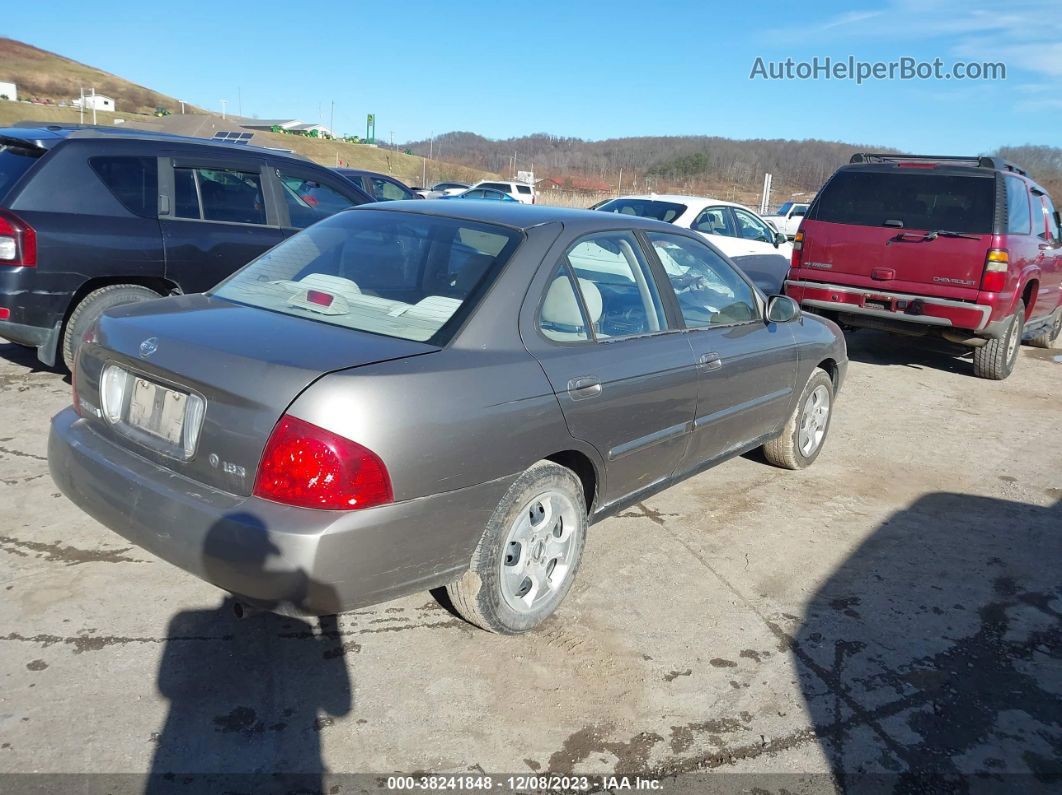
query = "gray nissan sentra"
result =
(49, 201, 847, 634)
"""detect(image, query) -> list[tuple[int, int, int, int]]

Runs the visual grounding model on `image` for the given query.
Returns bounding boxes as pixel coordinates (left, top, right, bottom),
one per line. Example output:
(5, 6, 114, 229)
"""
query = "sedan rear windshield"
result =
(595, 198, 687, 224)
(212, 210, 522, 344)
(814, 170, 995, 234)
(0, 144, 42, 201)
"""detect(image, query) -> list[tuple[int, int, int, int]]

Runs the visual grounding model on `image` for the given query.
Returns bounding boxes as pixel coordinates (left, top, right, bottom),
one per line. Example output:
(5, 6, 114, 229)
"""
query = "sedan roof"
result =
(356, 198, 686, 233)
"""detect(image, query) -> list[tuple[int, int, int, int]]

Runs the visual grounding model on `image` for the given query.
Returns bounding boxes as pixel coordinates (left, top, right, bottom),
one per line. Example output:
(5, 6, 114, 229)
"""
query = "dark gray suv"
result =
(49, 201, 847, 633)
(0, 125, 372, 369)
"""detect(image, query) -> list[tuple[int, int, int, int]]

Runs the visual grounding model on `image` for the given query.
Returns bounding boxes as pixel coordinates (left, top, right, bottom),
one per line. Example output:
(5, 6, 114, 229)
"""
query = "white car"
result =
(762, 201, 809, 239)
(417, 181, 470, 199)
(469, 180, 536, 204)
(593, 194, 793, 294)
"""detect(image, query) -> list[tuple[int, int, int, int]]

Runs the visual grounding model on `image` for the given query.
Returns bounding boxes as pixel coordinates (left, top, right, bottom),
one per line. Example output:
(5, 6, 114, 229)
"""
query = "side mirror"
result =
(767, 295, 801, 323)
(774, 231, 787, 247)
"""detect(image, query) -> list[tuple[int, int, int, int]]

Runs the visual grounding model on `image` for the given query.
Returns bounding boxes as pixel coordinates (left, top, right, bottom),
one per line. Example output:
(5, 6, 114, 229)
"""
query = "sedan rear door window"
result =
(565, 231, 666, 338)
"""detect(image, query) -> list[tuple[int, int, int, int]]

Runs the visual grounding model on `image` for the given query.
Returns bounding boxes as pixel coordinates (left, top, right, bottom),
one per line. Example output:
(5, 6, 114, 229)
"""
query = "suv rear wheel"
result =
(62, 285, 163, 371)
(973, 300, 1024, 380)
(1026, 307, 1062, 349)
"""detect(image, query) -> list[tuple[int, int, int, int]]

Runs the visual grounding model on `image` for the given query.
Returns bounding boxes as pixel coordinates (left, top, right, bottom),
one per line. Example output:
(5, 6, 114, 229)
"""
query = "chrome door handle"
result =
(698, 353, 723, 372)
(567, 377, 602, 400)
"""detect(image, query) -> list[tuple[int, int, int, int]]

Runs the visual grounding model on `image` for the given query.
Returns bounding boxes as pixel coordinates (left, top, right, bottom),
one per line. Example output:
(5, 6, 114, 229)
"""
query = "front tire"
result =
(973, 300, 1024, 380)
(62, 284, 163, 371)
(1026, 307, 1062, 349)
(762, 368, 834, 470)
(447, 461, 587, 634)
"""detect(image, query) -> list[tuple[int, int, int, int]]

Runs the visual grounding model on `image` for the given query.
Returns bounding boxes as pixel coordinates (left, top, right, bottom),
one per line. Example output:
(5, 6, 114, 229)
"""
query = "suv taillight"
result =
(981, 248, 1008, 292)
(791, 230, 804, 269)
(254, 415, 393, 510)
(0, 210, 37, 267)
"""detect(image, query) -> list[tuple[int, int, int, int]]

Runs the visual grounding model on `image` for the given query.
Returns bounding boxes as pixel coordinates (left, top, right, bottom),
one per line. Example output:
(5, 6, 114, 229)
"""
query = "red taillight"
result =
(981, 248, 1008, 292)
(791, 230, 804, 269)
(306, 289, 334, 307)
(0, 210, 37, 267)
(0, 307, 9, 320)
(253, 415, 393, 510)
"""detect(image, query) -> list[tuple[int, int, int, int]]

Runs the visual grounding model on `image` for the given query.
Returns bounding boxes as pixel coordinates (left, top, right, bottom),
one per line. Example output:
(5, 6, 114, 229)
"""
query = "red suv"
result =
(785, 153, 1062, 379)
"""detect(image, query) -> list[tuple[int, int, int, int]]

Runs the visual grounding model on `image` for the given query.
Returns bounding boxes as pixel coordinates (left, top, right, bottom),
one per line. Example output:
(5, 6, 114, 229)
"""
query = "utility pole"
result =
(617, 168, 623, 194)
(390, 131, 394, 150)
(91, 87, 97, 125)
(329, 100, 334, 139)
(79, 87, 84, 124)
(220, 99, 227, 119)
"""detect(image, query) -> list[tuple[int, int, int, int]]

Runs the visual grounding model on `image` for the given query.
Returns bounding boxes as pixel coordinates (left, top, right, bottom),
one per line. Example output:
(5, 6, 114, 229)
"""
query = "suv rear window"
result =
(814, 170, 995, 234)
(90, 156, 158, 218)
(0, 144, 41, 201)
(212, 210, 521, 343)
(478, 183, 509, 192)
(516, 185, 532, 194)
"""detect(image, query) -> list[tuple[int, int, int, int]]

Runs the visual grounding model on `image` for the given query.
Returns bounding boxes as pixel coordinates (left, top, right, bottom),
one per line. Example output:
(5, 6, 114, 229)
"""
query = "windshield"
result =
(0, 144, 42, 201)
(814, 171, 995, 234)
(212, 210, 522, 344)
(595, 198, 687, 223)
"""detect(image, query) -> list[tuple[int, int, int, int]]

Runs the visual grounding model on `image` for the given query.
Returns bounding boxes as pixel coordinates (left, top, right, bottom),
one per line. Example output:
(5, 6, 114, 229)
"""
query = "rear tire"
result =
(762, 368, 834, 470)
(973, 300, 1024, 380)
(447, 461, 587, 634)
(62, 285, 163, 371)
(1026, 307, 1062, 349)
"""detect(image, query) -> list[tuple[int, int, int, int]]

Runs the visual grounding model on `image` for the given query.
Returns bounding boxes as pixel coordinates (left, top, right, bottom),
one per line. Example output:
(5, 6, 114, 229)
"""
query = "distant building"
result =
(240, 119, 334, 138)
(0, 81, 17, 102)
(71, 94, 116, 112)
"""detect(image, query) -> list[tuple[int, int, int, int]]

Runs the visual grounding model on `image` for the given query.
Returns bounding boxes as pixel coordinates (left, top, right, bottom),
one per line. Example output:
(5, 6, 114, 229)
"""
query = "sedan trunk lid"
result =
(77, 293, 438, 495)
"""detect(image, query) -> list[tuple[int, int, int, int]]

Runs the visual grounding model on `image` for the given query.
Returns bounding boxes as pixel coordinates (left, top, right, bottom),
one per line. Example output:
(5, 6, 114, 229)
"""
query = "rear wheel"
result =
(973, 300, 1024, 380)
(762, 368, 834, 470)
(1026, 307, 1062, 349)
(447, 461, 587, 634)
(62, 284, 163, 371)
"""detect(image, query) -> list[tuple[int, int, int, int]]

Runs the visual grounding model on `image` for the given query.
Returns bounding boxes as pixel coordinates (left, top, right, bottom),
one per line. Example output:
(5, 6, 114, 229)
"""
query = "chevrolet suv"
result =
(0, 125, 373, 369)
(786, 153, 1062, 379)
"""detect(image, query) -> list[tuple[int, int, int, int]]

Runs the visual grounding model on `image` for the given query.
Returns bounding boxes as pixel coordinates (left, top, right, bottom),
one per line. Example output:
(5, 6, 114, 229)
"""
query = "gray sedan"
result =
(49, 201, 847, 634)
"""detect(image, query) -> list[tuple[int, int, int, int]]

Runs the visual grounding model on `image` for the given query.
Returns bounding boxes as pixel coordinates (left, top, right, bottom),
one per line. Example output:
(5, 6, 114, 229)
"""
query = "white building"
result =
(240, 119, 334, 138)
(0, 81, 17, 102)
(71, 94, 116, 112)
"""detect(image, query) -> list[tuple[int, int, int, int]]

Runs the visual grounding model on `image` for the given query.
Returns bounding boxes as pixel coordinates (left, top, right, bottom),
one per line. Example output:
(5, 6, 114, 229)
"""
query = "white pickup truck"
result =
(762, 201, 809, 239)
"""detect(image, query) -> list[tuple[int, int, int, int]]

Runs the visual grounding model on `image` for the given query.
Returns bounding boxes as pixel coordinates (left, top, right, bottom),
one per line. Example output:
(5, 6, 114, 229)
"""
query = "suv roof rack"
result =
(849, 152, 1027, 176)
(9, 120, 309, 160)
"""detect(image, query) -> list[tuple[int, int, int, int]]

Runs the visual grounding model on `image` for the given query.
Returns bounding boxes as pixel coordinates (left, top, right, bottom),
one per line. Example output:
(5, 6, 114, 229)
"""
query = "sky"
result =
(5, 0, 1061, 152)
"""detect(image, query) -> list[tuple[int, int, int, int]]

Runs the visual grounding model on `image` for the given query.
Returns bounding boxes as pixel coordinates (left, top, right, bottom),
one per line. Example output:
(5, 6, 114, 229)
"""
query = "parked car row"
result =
(4, 127, 1058, 634)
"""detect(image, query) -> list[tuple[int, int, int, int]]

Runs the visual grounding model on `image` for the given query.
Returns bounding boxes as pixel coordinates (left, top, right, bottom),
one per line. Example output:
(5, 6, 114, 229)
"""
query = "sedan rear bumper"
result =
(785, 280, 996, 335)
(48, 408, 514, 615)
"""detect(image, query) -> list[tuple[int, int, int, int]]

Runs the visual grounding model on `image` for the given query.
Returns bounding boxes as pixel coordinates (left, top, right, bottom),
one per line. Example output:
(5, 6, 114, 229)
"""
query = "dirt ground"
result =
(0, 330, 1059, 793)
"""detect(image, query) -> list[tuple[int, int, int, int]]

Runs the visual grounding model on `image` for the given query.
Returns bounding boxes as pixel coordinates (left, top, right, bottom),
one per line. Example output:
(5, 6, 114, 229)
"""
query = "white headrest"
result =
(542, 276, 602, 329)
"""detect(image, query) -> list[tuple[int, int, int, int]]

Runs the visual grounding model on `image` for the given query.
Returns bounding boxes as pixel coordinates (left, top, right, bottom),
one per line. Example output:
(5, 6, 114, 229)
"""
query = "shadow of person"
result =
(795, 494, 1061, 791)
(146, 515, 352, 794)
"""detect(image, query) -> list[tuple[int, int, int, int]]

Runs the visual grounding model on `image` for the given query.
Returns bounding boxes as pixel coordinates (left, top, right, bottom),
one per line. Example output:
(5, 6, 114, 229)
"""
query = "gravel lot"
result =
(0, 331, 1059, 792)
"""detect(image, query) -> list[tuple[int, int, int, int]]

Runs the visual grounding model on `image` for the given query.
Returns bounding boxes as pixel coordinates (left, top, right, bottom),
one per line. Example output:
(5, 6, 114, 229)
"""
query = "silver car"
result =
(49, 201, 847, 634)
